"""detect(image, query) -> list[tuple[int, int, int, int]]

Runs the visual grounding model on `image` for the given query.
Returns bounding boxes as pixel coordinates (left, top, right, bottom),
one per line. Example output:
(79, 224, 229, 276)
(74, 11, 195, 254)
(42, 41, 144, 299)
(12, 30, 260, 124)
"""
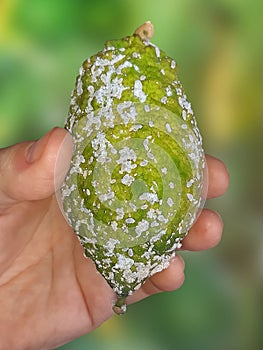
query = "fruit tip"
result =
(112, 304, 127, 315)
(113, 295, 127, 315)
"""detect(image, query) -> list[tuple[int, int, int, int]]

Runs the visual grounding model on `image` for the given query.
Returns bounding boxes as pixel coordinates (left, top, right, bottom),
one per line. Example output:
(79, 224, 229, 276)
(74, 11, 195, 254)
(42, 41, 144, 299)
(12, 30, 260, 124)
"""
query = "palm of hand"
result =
(0, 193, 116, 349)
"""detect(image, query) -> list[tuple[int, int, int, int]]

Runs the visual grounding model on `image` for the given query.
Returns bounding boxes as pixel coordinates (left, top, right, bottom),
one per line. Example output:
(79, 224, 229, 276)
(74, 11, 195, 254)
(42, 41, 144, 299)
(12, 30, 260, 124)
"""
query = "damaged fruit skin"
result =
(60, 22, 205, 313)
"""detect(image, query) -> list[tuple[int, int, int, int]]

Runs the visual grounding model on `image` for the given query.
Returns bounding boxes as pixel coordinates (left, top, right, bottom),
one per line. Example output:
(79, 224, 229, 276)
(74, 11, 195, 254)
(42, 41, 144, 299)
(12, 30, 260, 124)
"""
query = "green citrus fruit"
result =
(60, 22, 206, 314)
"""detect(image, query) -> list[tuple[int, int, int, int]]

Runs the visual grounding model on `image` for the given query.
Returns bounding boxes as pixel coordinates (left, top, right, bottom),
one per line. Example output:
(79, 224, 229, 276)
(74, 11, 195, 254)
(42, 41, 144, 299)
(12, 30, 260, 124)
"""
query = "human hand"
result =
(0, 127, 229, 350)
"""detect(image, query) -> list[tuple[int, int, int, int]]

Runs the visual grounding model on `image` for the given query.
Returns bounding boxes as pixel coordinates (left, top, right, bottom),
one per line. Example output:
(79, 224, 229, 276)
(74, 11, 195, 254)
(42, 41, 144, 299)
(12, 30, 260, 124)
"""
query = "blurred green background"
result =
(0, 0, 262, 349)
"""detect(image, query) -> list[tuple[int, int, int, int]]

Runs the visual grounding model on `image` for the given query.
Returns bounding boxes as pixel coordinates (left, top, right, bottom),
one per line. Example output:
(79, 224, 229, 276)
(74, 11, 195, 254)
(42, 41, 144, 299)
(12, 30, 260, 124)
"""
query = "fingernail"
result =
(26, 129, 53, 163)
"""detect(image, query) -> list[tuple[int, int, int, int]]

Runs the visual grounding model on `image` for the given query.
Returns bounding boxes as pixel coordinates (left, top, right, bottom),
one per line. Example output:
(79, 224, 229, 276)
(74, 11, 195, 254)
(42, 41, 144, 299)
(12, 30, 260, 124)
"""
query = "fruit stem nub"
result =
(112, 295, 127, 315)
(134, 21, 154, 41)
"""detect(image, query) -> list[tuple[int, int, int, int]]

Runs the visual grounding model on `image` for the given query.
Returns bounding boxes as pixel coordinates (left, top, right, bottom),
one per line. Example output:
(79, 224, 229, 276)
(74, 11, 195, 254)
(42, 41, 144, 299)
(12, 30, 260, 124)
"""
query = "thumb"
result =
(0, 127, 73, 208)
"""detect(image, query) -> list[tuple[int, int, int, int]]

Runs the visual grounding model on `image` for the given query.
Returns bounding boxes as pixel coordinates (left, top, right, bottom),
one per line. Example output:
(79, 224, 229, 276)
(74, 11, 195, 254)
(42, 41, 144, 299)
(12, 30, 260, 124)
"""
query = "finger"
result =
(206, 155, 229, 199)
(181, 209, 223, 251)
(127, 255, 185, 304)
(0, 127, 73, 208)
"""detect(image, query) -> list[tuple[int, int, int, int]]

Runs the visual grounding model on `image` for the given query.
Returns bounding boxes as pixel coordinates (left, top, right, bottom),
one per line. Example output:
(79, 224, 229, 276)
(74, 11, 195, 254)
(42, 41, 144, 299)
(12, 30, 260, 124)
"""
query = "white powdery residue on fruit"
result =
(151, 254, 173, 275)
(142, 251, 152, 260)
(114, 254, 134, 271)
(101, 258, 112, 268)
(169, 182, 175, 189)
(140, 75, 146, 81)
(87, 85, 95, 95)
(126, 218, 135, 224)
(111, 221, 118, 231)
(78, 66, 85, 77)
(146, 41, 161, 58)
(148, 120, 154, 127)
(188, 152, 200, 169)
(115, 60, 132, 76)
(121, 224, 129, 234)
(139, 192, 159, 204)
(143, 138, 150, 151)
(129, 203, 137, 211)
(157, 213, 168, 224)
(66, 207, 72, 214)
(178, 95, 194, 116)
(133, 64, 140, 72)
(188, 134, 194, 143)
(83, 113, 101, 133)
(166, 85, 173, 96)
(91, 179, 98, 189)
(176, 87, 182, 96)
(161, 96, 168, 104)
(117, 147, 137, 174)
(76, 76, 83, 96)
(182, 110, 187, 120)
(102, 107, 115, 128)
(135, 219, 149, 237)
(91, 132, 109, 164)
(95, 53, 124, 69)
(105, 270, 114, 285)
(171, 60, 176, 69)
(90, 63, 105, 83)
(61, 183, 76, 197)
(134, 80, 147, 103)
(151, 221, 159, 228)
(123, 269, 137, 284)
(166, 239, 182, 253)
(116, 207, 125, 221)
(140, 159, 148, 167)
(144, 104, 150, 112)
(149, 229, 167, 244)
(130, 124, 143, 132)
(121, 174, 135, 186)
(98, 190, 115, 202)
(165, 122, 172, 133)
(161, 167, 168, 174)
(117, 101, 137, 125)
(104, 46, 115, 51)
(132, 52, 141, 59)
(150, 185, 157, 193)
(187, 193, 194, 202)
(69, 154, 85, 175)
(188, 152, 198, 163)
(109, 53, 126, 66)
(193, 125, 203, 144)
(160, 68, 165, 75)
(85, 188, 90, 196)
(182, 137, 191, 150)
(95, 73, 127, 106)
(167, 197, 174, 207)
(147, 208, 157, 219)
(186, 179, 194, 188)
(104, 238, 120, 256)
(134, 262, 152, 282)
(89, 54, 130, 108)
(181, 123, 188, 130)
(147, 151, 157, 163)
(111, 77, 128, 99)
(128, 248, 134, 257)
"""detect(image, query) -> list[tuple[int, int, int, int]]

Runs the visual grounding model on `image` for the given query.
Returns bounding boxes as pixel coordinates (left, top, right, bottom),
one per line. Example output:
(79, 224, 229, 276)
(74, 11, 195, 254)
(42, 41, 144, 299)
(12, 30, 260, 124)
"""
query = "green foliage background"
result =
(0, 0, 262, 349)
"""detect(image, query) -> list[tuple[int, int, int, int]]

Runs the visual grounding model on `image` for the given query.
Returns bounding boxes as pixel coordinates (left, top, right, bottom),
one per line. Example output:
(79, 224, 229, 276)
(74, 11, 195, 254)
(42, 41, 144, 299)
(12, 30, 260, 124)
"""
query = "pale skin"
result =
(0, 127, 229, 349)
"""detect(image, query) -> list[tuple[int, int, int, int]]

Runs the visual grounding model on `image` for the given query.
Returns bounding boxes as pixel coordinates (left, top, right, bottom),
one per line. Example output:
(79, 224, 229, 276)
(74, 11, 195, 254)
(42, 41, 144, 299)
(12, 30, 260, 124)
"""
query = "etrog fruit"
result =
(60, 22, 206, 314)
